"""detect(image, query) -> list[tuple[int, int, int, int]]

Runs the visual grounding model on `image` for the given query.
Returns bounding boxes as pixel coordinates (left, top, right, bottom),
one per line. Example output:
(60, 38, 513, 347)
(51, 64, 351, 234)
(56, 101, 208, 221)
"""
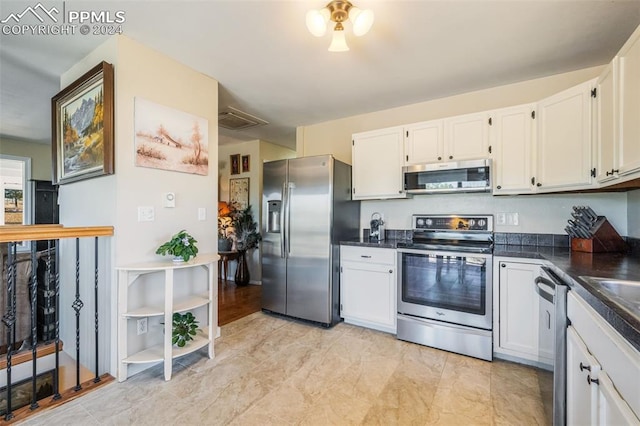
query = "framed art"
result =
(241, 155, 250, 173)
(229, 177, 249, 210)
(230, 154, 240, 175)
(51, 61, 114, 184)
(134, 97, 209, 175)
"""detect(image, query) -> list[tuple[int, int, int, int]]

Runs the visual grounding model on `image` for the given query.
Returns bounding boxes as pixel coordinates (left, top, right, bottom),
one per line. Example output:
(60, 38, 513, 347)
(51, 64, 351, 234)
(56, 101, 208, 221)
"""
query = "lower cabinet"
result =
(340, 246, 396, 334)
(493, 258, 552, 365)
(567, 291, 640, 425)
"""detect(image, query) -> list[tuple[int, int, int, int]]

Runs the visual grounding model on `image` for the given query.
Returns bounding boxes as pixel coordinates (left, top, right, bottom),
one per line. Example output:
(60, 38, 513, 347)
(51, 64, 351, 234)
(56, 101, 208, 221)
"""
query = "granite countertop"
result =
(340, 238, 406, 249)
(495, 244, 640, 352)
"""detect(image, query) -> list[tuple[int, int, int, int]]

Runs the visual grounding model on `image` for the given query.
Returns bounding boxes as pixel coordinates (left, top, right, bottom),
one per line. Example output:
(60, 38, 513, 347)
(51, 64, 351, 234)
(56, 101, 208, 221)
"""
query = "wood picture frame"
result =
(230, 154, 240, 175)
(51, 61, 114, 185)
(241, 155, 250, 173)
(229, 177, 249, 210)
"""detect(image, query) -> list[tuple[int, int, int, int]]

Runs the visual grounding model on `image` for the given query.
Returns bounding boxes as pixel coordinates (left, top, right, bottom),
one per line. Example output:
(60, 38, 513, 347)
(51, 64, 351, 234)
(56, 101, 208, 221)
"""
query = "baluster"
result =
(53, 239, 61, 400)
(72, 238, 84, 391)
(29, 241, 39, 410)
(2, 242, 17, 420)
(93, 237, 100, 383)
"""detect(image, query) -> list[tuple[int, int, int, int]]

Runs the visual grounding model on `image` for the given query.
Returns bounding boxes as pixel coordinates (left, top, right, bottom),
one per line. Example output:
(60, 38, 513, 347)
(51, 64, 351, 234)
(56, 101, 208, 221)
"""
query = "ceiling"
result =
(1, 1, 640, 150)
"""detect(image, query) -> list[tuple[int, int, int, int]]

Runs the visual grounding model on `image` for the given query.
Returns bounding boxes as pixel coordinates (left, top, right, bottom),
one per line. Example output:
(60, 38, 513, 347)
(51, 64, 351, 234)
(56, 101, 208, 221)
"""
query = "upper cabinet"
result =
(617, 25, 640, 177)
(594, 61, 618, 184)
(491, 104, 535, 194)
(535, 79, 594, 192)
(352, 126, 409, 200)
(404, 120, 443, 164)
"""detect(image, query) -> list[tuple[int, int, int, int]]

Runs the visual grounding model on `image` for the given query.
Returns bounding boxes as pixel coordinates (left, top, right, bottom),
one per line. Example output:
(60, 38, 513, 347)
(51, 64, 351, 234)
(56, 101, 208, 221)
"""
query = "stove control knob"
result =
(425, 219, 433, 227)
(478, 219, 487, 228)
(417, 218, 425, 226)
(468, 219, 476, 227)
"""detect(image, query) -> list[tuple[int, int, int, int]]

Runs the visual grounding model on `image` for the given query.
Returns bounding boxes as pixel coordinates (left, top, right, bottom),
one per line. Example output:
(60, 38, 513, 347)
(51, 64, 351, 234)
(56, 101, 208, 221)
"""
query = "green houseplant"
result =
(172, 312, 200, 347)
(156, 230, 198, 262)
(231, 205, 261, 285)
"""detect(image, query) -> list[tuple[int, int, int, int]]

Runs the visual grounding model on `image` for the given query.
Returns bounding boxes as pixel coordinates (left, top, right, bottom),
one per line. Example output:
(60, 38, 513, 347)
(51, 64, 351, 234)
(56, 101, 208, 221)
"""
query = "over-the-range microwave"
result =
(403, 158, 492, 194)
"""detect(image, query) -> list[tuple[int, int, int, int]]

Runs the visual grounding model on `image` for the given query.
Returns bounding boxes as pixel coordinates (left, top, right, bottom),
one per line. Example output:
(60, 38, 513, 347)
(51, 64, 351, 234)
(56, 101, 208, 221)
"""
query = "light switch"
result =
(163, 192, 176, 208)
(198, 207, 206, 221)
(138, 206, 155, 222)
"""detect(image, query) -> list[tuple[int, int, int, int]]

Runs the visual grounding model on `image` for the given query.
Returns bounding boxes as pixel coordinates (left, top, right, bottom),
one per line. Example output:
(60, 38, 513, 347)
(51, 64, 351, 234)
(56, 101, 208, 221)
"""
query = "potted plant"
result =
(156, 230, 199, 262)
(231, 205, 261, 285)
(172, 312, 200, 347)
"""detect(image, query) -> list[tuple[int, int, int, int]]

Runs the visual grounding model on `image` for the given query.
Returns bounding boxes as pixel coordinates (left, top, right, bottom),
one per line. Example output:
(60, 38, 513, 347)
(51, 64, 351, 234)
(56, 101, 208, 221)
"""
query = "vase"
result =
(172, 256, 185, 262)
(218, 238, 232, 252)
(234, 250, 250, 286)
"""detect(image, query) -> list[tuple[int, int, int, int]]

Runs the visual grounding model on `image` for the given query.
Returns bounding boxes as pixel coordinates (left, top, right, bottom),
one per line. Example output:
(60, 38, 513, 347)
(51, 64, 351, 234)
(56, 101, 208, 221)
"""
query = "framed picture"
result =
(230, 154, 240, 175)
(134, 97, 209, 175)
(51, 61, 114, 184)
(229, 177, 249, 210)
(241, 155, 250, 173)
(0, 369, 54, 415)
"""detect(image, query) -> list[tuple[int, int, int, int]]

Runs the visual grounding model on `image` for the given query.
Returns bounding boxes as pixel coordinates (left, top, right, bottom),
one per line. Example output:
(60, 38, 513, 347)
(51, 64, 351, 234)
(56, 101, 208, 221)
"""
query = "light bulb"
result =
(350, 7, 374, 36)
(306, 8, 330, 37)
(328, 27, 349, 52)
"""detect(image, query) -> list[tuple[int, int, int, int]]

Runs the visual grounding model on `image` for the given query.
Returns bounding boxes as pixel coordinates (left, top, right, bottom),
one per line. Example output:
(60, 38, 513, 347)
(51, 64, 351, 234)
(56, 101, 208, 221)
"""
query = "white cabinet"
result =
(404, 120, 444, 164)
(594, 61, 618, 183)
(352, 127, 409, 200)
(490, 104, 535, 193)
(567, 291, 640, 425)
(536, 79, 594, 191)
(444, 111, 490, 161)
(617, 24, 640, 177)
(340, 246, 396, 334)
(493, 259, 552, 365)
(116, 254, 218, 382)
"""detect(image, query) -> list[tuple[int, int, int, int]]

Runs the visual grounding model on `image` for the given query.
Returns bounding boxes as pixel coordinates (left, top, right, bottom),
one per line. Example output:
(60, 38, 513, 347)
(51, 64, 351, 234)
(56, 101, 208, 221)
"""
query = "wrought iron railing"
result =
(0, 225, 113, 421)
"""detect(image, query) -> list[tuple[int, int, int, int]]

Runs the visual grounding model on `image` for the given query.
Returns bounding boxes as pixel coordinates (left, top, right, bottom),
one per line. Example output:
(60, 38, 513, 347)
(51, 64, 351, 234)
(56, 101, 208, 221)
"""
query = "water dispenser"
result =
(267, 201, 281, 233)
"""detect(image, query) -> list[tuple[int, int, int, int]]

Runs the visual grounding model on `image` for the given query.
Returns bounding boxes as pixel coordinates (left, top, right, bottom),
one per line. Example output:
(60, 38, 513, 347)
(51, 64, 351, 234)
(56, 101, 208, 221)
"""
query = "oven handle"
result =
(397, 247, 493, 259)
(534, 276, 555, 304)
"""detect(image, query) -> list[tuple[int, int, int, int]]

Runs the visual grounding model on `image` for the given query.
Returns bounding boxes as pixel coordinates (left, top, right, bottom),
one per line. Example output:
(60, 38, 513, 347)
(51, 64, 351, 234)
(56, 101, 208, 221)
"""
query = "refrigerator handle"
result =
(281, 182, 287, 258)
(286, 182, 293, 256)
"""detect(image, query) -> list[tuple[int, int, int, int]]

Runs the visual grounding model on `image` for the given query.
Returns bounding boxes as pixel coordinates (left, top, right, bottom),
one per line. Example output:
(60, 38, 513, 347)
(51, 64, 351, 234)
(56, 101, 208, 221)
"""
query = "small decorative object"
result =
(230, 154, 240, 175)
(232, 205, 262, 286)
(51, 61, 114, 184)
(241, 155, 250, 172)
(171, 312, 200, 347)
(156, 230, 199, 262)
(218, 201, 234, 251)
(229, 177, 249, 210)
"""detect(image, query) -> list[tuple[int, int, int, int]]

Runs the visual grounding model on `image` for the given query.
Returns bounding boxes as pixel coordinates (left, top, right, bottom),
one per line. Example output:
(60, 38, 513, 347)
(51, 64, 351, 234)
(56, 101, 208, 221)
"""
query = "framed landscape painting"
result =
(51, 61, 114, 184)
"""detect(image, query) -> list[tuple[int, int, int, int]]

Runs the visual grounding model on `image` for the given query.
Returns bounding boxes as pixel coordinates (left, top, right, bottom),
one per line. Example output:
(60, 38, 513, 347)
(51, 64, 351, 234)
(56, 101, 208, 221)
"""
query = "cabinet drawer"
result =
(340, 246, 395, 265)
(568, 291, 640, 417)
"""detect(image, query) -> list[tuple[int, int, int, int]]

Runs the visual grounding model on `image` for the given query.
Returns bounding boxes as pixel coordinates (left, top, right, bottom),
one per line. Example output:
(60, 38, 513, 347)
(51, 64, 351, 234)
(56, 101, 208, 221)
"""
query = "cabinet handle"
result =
(536, 183, 542, 187)
(501, 264, 506, 268)
(612, 169, 619, 174)
(579, 362, 591, 372)
(496, 185, 502, 190)
(449, 156, 453, 160)
(587, 375, 599, 385)
(606, 170, 614, 176)
(437, 156, 442, 161)
(360, 255, 372, 258)
(389, 270, 393, 273)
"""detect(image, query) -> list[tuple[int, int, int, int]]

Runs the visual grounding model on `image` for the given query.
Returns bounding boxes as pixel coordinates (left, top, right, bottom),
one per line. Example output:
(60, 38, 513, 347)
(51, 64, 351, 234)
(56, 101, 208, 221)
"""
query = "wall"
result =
(59, 35, 218, 377)
(297, 66, 604, 164)
(0, 136, 52, 181)
(629, 190, 640, 238)
(218, 140, 296, 283)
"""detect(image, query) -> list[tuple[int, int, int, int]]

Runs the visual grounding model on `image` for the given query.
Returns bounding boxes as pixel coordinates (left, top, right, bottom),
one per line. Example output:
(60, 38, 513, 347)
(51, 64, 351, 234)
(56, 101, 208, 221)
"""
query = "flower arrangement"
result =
(172, 312, 200, 347)
(156, 230, 198, 262)
(218, 202, 235, 239)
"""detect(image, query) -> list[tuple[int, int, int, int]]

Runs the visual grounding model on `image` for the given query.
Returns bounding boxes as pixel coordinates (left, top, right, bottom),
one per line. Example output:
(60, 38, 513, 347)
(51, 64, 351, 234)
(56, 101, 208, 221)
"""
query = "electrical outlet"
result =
(507, 212, 520, 226)
(137, 206, 154, 222)
(137, 317, 148, 335)
(496, 213, 506, 225)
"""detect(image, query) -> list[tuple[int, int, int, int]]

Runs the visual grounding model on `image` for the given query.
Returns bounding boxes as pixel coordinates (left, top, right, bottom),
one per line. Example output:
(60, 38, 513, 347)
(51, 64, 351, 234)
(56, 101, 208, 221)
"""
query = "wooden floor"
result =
(218, 279, 262, 326)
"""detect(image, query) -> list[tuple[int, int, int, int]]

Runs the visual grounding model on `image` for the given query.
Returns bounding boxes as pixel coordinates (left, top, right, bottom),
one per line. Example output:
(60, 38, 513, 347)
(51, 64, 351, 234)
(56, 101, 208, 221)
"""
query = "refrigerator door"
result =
(261, 159, 287, 315)
(286, 156, 333, 324)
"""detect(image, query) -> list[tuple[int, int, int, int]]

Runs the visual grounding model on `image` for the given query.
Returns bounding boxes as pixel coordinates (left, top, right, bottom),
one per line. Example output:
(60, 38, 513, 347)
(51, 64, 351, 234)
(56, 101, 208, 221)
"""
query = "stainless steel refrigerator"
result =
(262, 155, 360, 327)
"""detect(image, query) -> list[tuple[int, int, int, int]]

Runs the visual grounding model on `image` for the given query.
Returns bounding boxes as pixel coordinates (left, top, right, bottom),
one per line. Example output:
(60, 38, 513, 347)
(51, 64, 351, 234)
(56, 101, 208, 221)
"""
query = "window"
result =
(1, 155, 32, 226)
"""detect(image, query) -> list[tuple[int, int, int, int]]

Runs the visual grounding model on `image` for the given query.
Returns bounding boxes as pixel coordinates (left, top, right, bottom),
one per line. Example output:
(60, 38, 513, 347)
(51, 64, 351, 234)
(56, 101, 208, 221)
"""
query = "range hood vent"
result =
(218, 107, 268, 130)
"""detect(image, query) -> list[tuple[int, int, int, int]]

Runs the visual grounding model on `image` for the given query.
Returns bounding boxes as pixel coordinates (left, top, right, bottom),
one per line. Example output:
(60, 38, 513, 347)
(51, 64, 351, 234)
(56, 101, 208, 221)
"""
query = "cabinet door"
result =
(444, 111, 490, 161)
(352, 127, 407, 200)
(498, 261, 541, 360)
(595, 61, 618, 183)
(491, 104, 535, 194)
(597, 372, 640, 425)
(567, 326, 600, 426)
(404, 120, 444, 164)
(536, 80, 594, 191)
(340, 260, 396, 331)
(618, 25, 640, 176)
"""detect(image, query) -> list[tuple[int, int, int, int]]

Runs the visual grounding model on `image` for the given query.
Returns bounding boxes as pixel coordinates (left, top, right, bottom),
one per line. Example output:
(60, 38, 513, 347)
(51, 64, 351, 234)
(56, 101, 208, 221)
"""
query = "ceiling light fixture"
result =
(306, 1, 374, 52)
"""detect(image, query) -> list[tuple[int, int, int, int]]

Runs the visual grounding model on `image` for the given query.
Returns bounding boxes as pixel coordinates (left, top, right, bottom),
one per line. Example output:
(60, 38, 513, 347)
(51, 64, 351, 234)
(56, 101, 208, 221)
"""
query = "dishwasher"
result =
(535, 265, 569, 426)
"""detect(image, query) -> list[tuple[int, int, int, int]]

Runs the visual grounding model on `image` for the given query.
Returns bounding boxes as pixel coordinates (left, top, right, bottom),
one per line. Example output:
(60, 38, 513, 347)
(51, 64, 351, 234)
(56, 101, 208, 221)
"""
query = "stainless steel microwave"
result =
(403, 159, 491, 194)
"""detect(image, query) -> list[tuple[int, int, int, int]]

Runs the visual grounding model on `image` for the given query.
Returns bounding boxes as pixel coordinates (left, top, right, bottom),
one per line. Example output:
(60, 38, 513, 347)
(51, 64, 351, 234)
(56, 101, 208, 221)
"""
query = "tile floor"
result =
(21, 312, 549, 425)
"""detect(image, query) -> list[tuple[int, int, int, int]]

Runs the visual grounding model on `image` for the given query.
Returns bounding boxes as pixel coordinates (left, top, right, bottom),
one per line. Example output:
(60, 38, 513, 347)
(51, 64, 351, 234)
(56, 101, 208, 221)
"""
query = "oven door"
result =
(397, 248, 493, 330)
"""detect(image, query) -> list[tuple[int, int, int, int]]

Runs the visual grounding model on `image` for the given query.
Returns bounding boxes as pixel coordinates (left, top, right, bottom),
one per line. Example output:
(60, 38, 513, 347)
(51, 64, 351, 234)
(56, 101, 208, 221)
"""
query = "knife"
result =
(564, 226, 578, 238)
(584, 206, 599, 222)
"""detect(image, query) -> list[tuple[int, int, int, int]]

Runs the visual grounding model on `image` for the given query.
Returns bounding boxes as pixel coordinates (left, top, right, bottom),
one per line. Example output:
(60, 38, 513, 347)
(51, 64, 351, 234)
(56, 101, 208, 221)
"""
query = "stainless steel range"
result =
(396, 214, 494, 361)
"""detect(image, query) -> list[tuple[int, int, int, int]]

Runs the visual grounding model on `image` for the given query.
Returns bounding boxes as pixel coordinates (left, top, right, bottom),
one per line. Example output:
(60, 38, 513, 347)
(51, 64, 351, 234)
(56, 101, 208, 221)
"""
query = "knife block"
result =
(571, 216, 627, 253)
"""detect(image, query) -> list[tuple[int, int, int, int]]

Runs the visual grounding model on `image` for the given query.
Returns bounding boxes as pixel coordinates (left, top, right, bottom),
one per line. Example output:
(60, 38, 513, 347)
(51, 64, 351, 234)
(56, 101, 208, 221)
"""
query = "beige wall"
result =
(297, 65, 604, 164)
(58, 35, 218, 376)
(629, 190, 640, 238)
(0, 137, 52, 181)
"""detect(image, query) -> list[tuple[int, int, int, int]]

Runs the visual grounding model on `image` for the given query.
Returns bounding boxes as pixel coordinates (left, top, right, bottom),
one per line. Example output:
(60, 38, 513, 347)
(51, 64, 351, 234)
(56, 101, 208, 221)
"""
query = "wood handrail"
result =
(0, 225, 114, 243)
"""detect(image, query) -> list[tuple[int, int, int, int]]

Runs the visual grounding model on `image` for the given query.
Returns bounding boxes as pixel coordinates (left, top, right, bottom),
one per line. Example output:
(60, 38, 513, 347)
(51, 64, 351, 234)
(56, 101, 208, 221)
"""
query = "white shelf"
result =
(122, 328, 210, 364)
(123, 293, 209, 318)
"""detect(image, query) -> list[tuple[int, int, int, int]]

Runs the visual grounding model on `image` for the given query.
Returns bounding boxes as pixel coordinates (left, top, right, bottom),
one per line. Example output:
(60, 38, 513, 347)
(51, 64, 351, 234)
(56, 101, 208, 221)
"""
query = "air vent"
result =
(218, 107, 268, 130)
